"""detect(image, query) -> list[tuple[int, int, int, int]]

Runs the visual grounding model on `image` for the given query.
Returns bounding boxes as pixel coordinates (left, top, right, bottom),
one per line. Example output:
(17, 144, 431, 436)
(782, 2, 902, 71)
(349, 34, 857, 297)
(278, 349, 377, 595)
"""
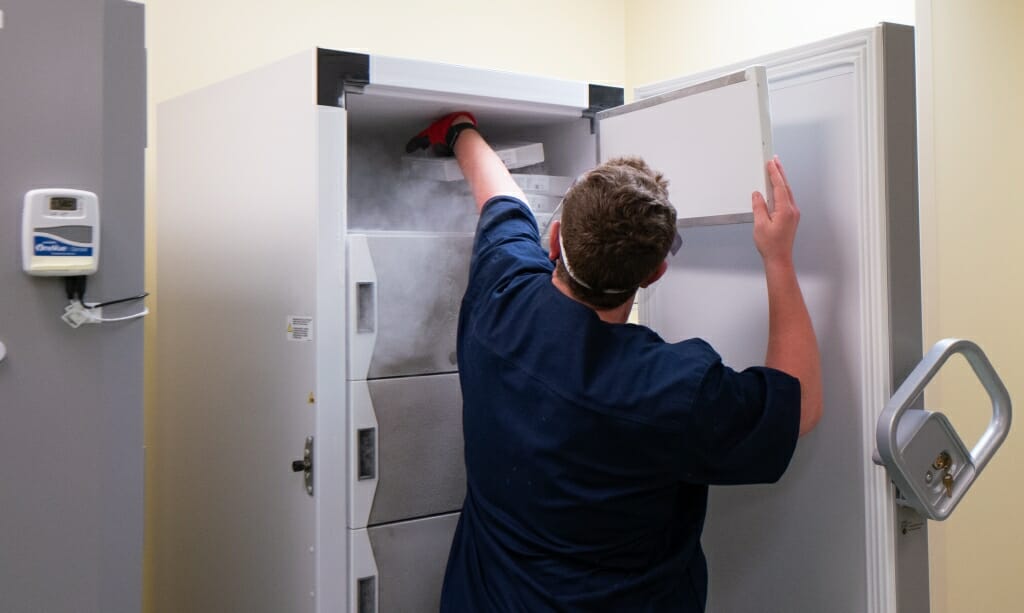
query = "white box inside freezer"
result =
(511, 173, 575, 195)
(403, 141, 545, 181)
(525, 193, 562, 214)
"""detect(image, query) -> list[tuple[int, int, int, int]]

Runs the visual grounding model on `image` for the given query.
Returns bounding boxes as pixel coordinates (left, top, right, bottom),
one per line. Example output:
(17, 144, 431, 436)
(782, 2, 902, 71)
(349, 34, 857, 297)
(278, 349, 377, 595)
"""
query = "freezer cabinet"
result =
(156, 29, 925, 613)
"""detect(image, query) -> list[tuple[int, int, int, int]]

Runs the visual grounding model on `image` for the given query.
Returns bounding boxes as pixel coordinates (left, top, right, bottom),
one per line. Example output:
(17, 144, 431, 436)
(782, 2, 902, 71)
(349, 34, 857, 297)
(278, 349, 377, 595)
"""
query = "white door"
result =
(598, 27, 923, 613)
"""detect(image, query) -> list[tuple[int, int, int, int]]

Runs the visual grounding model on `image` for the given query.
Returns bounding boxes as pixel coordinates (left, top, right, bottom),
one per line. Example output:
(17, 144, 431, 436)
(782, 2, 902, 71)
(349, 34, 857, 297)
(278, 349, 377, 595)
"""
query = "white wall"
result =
(916, 2, 1024, 612)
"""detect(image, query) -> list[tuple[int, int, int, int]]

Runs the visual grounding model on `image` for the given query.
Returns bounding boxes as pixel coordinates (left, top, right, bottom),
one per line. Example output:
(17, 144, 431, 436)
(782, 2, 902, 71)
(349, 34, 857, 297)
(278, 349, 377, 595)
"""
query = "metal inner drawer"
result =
(369, 512, 460, 612)
(350, 233, 474, 380)
(367, 374, 466, 526)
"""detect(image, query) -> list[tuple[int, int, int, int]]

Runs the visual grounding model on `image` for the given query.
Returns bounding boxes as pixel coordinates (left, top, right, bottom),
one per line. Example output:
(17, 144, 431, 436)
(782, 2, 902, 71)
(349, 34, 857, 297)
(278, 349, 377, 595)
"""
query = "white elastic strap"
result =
(92, 307, 149, 323)
(62, 300, 148, 328)
(558, 230, 632, 295)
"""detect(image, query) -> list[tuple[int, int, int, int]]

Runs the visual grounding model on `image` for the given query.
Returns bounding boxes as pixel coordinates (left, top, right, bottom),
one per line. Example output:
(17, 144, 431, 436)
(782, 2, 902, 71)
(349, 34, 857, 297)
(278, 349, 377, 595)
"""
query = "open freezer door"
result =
(598, 26, 926, 612)
(596, 67, 774, 227)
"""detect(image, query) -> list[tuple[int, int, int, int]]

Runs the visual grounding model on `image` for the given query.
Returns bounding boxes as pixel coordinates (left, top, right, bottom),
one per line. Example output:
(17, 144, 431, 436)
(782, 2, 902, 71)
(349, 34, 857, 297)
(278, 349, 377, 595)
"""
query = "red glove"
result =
(405, 112, 477, 155)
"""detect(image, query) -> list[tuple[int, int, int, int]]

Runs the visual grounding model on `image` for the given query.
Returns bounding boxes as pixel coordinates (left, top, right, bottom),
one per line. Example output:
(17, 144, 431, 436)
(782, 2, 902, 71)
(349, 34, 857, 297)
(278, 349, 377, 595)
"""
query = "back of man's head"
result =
(556, 157, 677, 309)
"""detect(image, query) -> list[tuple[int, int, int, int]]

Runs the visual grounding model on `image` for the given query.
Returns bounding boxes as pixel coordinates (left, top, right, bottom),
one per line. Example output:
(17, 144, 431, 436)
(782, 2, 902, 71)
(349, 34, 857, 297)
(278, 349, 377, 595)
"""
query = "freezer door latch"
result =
(874, 339, 1012, 520)
(291, 436, 314, 496)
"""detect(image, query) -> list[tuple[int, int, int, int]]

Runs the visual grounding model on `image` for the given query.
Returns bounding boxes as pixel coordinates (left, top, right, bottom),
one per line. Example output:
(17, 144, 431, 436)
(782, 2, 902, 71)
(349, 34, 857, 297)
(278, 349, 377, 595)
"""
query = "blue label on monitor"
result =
(34, 236, 93, 257)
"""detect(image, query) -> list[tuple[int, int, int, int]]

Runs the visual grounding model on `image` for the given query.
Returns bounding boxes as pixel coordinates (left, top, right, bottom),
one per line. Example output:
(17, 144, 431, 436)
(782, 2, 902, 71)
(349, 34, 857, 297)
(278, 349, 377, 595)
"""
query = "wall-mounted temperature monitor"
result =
(22, 188, 100, 276)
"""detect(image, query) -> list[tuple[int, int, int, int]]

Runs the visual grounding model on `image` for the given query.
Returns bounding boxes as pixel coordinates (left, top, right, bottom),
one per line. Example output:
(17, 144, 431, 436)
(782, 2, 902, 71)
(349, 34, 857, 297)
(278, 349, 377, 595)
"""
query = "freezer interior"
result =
(341, 89, 602, 610)
(346, 89, 597, 234)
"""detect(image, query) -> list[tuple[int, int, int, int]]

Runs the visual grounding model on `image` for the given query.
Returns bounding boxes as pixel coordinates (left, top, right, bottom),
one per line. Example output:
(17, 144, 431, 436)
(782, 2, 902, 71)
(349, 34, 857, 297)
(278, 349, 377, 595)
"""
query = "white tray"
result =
(404, 142, 545, 182)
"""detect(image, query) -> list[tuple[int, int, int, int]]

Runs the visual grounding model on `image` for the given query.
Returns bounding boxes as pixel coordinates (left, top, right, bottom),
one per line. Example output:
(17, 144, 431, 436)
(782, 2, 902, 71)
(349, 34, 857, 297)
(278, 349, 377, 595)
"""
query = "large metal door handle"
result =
(875, 339, 1012, 520)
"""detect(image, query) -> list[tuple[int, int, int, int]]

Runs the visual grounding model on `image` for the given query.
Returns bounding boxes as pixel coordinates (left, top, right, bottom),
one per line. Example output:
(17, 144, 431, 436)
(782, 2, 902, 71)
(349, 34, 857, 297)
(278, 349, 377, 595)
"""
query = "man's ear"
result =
(548, 220, 561, 262)
(640, 260, 668, 288)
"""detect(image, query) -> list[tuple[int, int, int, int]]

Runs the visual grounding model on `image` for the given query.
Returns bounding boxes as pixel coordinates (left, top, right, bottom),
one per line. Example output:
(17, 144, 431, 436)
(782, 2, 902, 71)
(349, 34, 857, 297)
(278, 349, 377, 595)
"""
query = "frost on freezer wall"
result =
(347, 132, 556, 234)
(347, 136, 478, 233)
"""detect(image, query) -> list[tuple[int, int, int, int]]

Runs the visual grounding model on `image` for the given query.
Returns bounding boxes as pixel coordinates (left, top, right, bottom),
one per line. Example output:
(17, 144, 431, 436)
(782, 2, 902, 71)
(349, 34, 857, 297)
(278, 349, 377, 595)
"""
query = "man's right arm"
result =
(450, 117, 528, 212)
(407, 113, 528, 212)
(752, 158, 823, 436)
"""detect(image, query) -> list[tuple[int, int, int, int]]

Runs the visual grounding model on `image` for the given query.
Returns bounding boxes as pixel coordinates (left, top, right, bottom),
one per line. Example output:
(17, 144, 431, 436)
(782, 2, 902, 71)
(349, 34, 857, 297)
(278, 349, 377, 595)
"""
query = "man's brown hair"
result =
(556, 157, 677, 309)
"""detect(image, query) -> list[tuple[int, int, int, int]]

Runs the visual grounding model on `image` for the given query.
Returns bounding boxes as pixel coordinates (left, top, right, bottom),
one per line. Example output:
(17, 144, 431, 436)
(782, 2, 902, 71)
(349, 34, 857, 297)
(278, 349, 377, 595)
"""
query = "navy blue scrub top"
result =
(441, 196, 801, 612)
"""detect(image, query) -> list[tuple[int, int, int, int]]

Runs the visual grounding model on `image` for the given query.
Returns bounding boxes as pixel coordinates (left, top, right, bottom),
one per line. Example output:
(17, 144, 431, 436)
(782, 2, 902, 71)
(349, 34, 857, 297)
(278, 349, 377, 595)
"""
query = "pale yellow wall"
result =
(146, 0, 626, 105)
(624, 0, 914, 94)
(917, 1, 1024, 612)
(141, 2, 625, 611)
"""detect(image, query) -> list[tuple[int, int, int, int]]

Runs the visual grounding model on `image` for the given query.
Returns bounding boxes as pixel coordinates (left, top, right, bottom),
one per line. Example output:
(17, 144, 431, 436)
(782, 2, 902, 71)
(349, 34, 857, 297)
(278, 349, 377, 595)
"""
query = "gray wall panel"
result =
(0, 1, 145, 611)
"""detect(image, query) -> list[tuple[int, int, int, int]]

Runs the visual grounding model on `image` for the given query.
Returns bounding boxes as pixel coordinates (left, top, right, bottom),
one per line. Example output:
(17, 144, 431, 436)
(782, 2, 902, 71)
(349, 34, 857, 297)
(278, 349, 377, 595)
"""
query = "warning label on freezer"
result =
(287, 316, 313, 341)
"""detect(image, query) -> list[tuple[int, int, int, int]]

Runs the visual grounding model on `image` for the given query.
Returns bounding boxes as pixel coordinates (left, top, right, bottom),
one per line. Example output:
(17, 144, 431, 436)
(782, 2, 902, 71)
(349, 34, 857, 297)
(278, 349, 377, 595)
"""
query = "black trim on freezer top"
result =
(316, 49, 624, 114)
(587, 84, 625, 113)
(317, 49, 370, 107)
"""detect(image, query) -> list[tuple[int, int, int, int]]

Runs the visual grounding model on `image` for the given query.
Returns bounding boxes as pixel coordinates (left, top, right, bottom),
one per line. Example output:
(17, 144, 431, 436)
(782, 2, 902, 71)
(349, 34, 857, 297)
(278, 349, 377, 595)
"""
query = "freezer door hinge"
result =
(291, 436, 314, 496)
(584, 83, 624, 134)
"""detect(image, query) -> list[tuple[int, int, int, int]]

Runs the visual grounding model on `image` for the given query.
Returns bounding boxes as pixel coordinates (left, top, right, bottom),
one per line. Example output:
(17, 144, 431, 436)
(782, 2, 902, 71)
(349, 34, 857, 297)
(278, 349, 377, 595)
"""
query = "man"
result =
(408, 112, 822, 612)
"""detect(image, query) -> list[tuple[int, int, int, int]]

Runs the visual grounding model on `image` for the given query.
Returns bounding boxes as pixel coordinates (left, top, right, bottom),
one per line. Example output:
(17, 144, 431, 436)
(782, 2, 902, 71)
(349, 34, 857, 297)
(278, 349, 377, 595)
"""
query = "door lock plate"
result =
(291, 436, 314, 496)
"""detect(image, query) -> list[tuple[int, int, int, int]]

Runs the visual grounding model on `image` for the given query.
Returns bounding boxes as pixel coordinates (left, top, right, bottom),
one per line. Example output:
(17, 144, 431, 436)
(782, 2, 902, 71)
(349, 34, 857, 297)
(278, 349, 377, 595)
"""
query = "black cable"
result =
(87, 292, 149, 309)
(64, 275, 87, 303)
(62, 275, 147, 309)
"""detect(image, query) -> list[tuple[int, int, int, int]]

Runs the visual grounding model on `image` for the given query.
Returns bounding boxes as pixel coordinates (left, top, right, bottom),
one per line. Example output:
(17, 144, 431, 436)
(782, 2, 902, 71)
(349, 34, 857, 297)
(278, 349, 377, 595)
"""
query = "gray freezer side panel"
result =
(882, 23, 930, 613)
(0, 1, 145, 611)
